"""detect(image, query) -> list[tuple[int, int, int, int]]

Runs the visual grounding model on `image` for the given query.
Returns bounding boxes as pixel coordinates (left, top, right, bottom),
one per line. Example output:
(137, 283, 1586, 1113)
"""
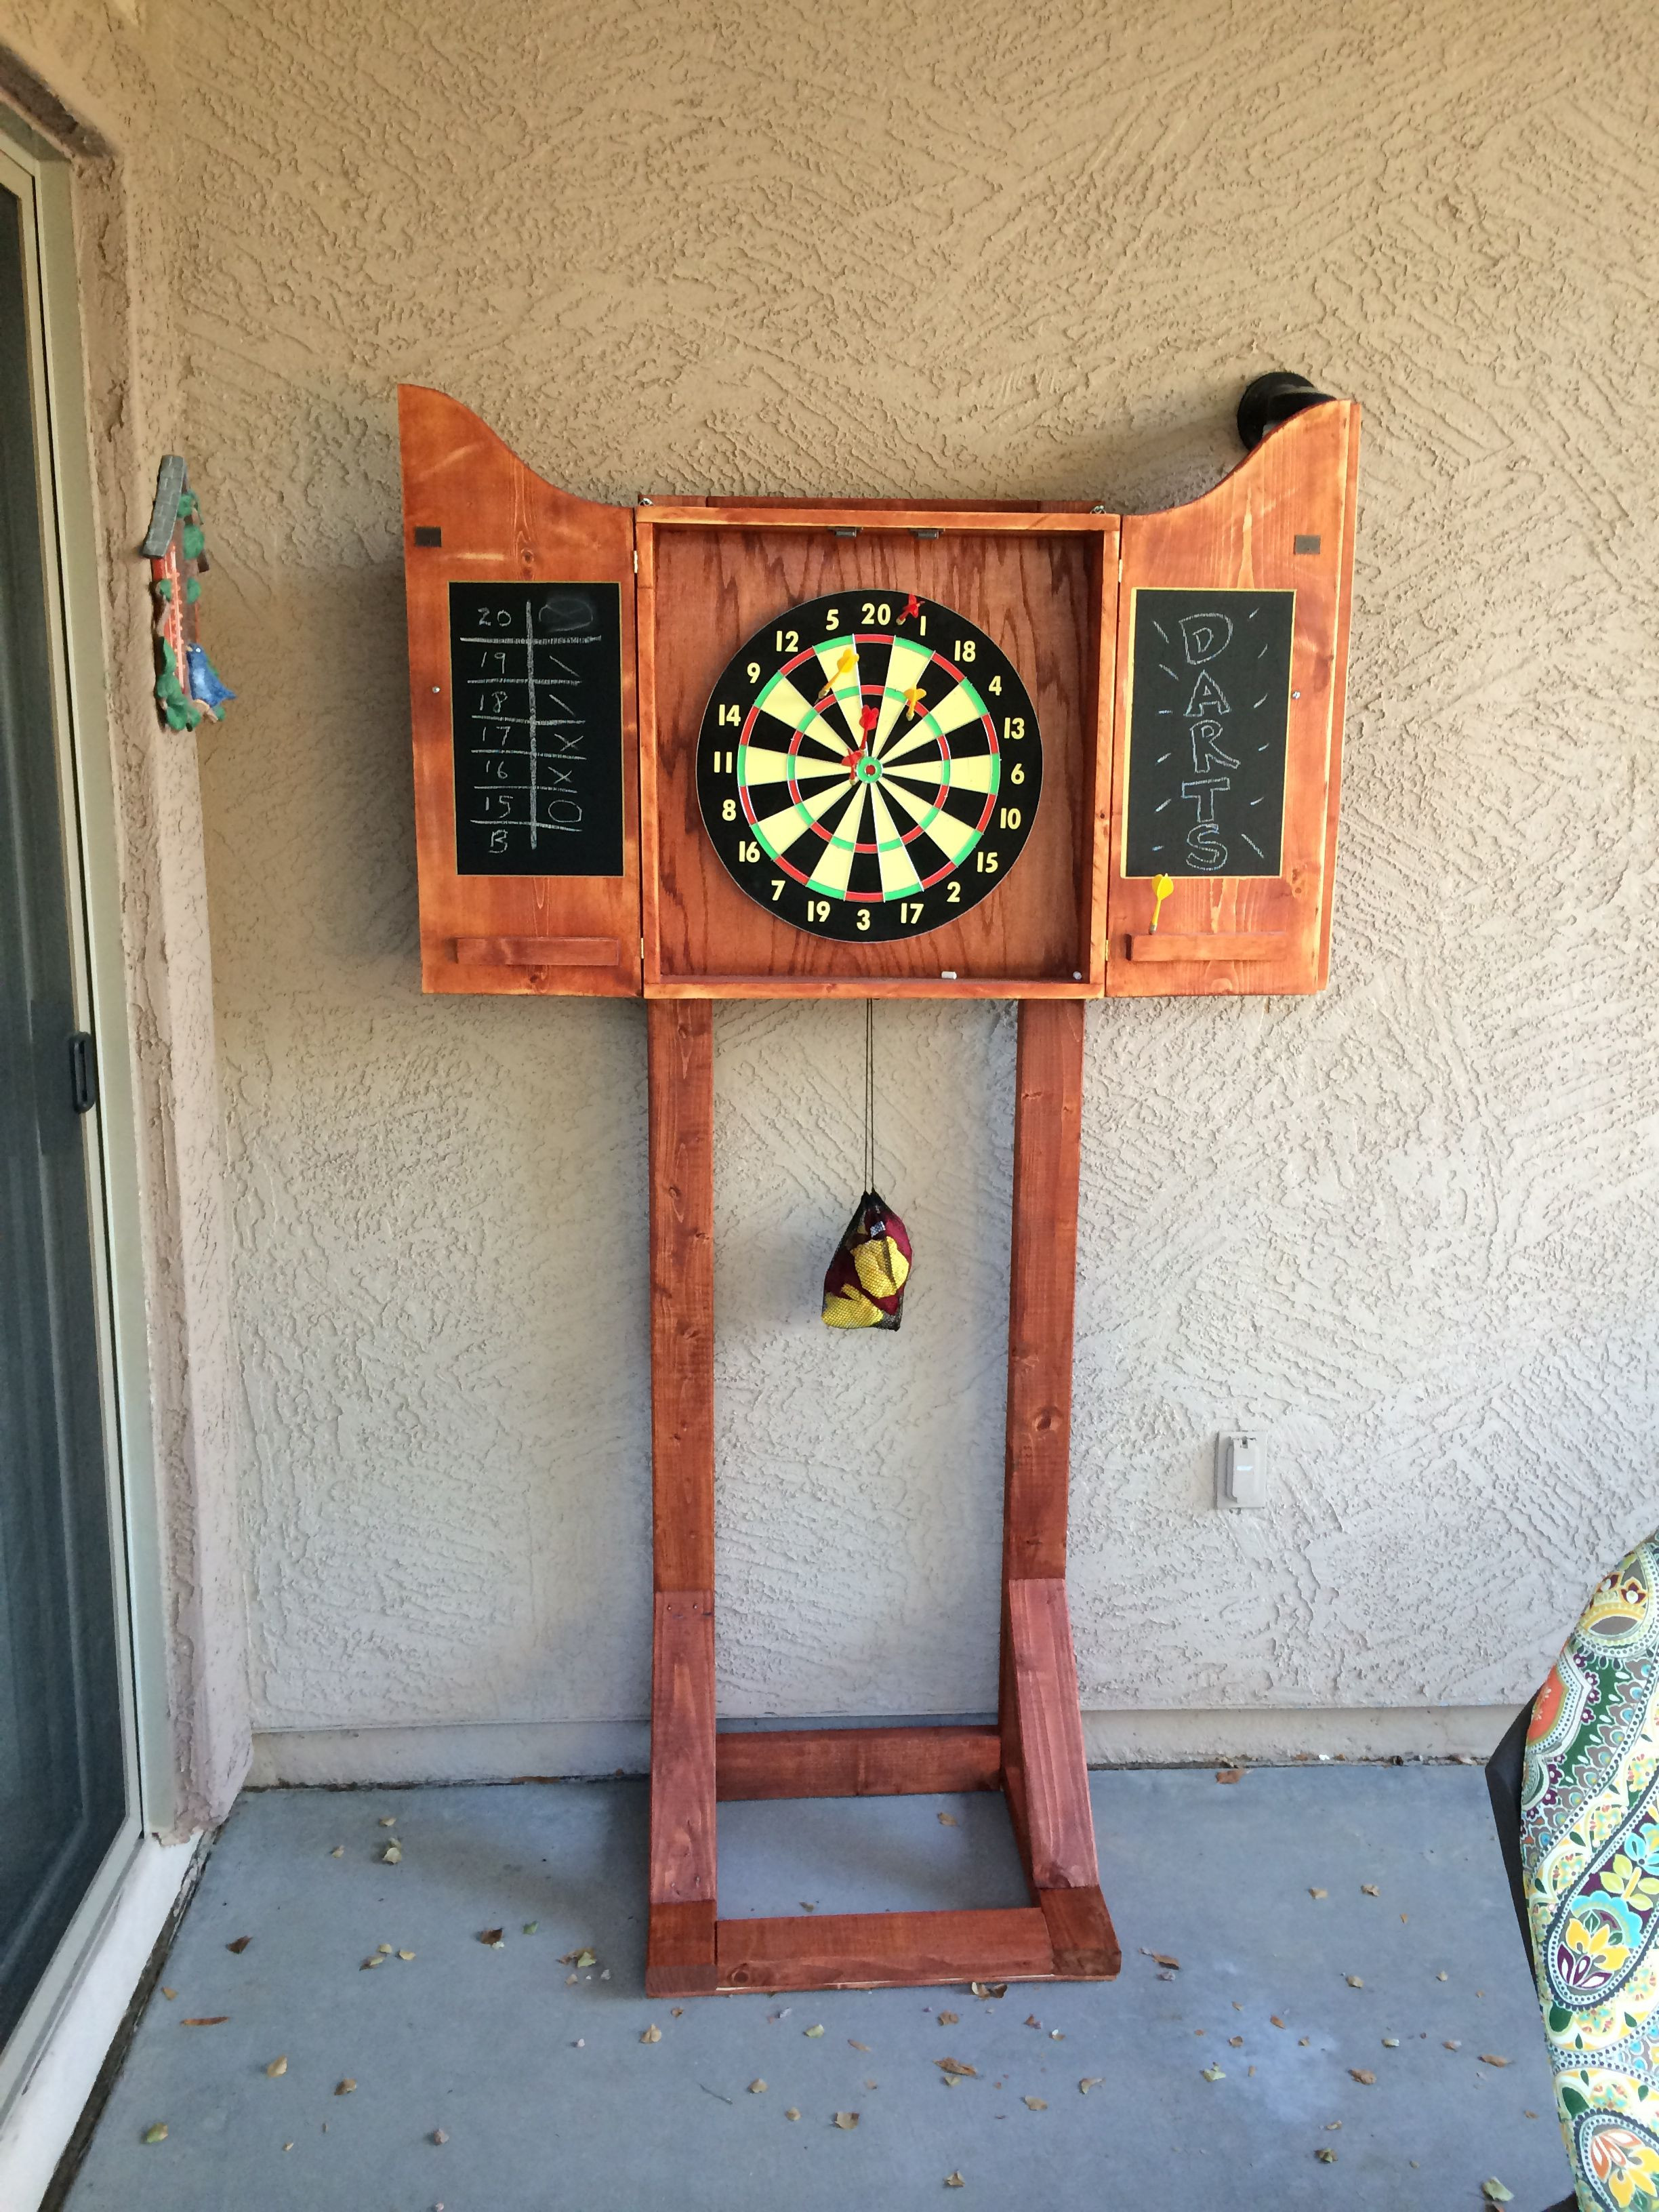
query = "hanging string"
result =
(863, 998, 876, 1193)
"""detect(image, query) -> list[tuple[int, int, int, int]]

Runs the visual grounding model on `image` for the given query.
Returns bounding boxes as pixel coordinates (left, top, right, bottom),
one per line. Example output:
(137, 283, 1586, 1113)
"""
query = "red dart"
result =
(860, 704, 880, 735)
(901, 593, 920, 621)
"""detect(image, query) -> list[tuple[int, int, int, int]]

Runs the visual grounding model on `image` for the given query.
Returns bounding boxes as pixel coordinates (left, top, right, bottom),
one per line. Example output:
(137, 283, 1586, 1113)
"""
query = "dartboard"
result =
(695, 590, 1041, 942)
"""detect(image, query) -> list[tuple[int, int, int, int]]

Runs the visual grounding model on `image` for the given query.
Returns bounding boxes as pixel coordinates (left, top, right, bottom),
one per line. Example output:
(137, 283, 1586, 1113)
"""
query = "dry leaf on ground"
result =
(161, 1988, 176, 2000)
(398, 1949, 415, 1961)
(141, 2123, 167, 2144)
(749, 2080, 766, 2093)
(1309, 1888, 1328, 1900)
(479, 1928, 504, 1946)
(381, 1845, 402, 1864)
(938, 1811, 958, 1826)
(559, 1947, 596, 1968)
(1382, 2036, 1399, 2047)
(804, 2024, 825, 2038)
(1345, 1976, 1364, 1988)
(945, 2175, 964, 2189)
(849, 2041, 870, 2051)
(970, 1981, 1006, 2000)
(785, 2108, 800, 2121)
(937, 2057, 977, 2077)
(335, 2080, 355, 2095)
(1479, 2054, 1511, 2068)
(1200, 2065, 1225, 2082)
(937, 2011, 958, 2024)
(1079, 2077, 1101, 2093)
(1315, 2148, 1337, 2163)
(1216, 1769, 1244, 1783)
(1350, 2069, 1375, 2085)
(329, 1847, 344, 1858)
(640, 2026, 661, 2044)
(432, 2128, 448, 2144)
(226, 1937, 251, 1954)
(182, 2017, 228, 2027)
(1481, 2185, 1514, 2204)
(265, 2056, 287, 2077)
(1270, 2015, 1286, 2028)
(1361, 1884, 1379, 1896)
(1023, 2096, 1047, 2110)
(834, 2111, 859, 2129)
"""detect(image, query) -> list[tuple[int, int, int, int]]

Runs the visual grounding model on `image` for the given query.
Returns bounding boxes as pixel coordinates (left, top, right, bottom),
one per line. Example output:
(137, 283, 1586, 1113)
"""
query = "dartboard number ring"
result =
(695, 590, 1042, 943)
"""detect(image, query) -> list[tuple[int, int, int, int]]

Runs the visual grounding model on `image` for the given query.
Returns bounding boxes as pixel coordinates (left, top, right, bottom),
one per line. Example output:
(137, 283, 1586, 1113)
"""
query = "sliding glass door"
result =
(0, 144, 128, 2050)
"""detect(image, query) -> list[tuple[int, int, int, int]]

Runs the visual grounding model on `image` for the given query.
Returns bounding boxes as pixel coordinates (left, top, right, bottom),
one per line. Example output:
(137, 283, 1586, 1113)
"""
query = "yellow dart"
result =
(1150, 872, 1174, 932)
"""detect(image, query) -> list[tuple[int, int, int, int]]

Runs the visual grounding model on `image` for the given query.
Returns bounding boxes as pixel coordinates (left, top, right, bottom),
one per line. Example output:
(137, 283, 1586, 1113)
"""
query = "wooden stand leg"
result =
(642, 996, 1118, 1994)
(646, 1002, 718, 1996)
(999, 1001, 1120, 1980)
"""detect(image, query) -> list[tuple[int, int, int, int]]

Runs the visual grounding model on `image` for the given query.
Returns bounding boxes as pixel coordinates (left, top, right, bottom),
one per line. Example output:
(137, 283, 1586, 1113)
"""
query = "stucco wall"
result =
(171, 0, 1657, 1757)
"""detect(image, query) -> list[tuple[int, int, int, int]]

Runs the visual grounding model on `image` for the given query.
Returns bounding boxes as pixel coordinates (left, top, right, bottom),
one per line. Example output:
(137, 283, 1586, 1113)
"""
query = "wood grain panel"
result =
(1040, 1887, 1122, 1979)
(649, 1591, 715, 1904)
(715, 1726, 1002, 1802)
(1105, 400, 1359, 998)
(648, 1000, 714, 1591)
(1127, 931, 1286, 964)
(1006, 1577, 1098, 1891)
(398, 385, 641, 996)
(640, 520, 1113, 995)
(453, 935, 621, 967)
(716, 1908, 1054, 1991)
(647, 1902, 717, 1996)
(1002, 1000, 1084, 1582)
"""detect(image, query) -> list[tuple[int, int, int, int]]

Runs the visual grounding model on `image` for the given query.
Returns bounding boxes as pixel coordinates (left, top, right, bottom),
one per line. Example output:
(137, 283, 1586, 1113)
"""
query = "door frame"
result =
(0, 111, 173, 2120)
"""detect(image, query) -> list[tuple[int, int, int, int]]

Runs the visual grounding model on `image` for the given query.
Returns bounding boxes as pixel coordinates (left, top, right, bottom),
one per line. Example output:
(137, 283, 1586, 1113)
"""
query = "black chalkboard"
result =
(1123, 588, 1295, 878)
(449, 581, 625, 877)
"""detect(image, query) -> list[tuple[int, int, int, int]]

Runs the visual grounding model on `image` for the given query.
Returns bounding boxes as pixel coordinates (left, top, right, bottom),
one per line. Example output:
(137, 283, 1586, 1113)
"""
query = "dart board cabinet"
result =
(398, 382, 1359, 1996)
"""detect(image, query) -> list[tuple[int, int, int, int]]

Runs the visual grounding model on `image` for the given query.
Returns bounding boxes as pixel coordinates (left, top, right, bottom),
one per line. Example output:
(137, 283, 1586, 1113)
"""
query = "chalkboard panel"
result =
(449, 581, 625, 876)
(1123, 588, 1295, 878)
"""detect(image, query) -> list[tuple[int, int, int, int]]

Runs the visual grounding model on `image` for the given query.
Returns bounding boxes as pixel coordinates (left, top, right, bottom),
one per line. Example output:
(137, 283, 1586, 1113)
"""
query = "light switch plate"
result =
(1215, 1432, 1268, 1510)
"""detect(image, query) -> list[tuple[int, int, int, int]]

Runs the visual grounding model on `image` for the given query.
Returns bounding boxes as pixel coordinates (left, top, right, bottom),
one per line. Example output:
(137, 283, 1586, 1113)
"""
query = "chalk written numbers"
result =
(449, 581, 625, 877)
(1123, 588, 1295, 878)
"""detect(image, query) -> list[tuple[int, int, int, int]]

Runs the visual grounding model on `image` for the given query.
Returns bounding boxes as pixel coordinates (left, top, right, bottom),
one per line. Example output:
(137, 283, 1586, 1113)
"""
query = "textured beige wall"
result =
(165, 0, 1657, 1753)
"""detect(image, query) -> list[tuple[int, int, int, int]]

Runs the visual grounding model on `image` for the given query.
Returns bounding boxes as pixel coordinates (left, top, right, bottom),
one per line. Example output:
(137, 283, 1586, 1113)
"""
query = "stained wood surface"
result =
(716, 1908, 1054, 1992)
(646, 1902, 717, 1996)
(398, 386, 641, 996)
(647, 1000, 715, 1592)
(639, 504, 1112, 534)
(1127, 931, 1285, 963)
(649, 1591, 716, 1907)
(715, 1725, 1002, 1802)
(640, 520, 1111, 995)
(1105, 400, 1359, 998)
(453, 935, 621, 968)
(1006, 1578, 1098, 1891)
(1040, 1885, 1122, 1979)
(1002, 1000, 1084, 1582)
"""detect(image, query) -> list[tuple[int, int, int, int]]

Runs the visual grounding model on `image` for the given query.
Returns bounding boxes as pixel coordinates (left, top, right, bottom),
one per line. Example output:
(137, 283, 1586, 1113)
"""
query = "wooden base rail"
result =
(646, 998, 1120, 1997)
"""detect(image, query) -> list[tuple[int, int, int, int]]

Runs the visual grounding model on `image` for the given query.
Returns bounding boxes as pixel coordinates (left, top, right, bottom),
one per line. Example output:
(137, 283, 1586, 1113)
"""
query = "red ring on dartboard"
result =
(736, 639, 1000, 896)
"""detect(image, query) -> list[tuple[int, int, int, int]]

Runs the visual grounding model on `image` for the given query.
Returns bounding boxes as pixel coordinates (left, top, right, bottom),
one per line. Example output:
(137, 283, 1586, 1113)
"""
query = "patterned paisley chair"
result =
(1489, 1534, 1659, 2212)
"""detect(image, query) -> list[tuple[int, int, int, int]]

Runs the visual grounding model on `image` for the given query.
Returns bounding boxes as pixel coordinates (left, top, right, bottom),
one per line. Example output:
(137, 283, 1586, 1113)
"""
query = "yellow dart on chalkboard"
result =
(1149, 873, 1174, 933)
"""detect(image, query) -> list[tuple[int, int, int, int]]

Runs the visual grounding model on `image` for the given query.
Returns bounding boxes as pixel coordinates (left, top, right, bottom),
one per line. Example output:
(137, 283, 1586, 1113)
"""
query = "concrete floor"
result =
(64, 1765, 1574, 2211)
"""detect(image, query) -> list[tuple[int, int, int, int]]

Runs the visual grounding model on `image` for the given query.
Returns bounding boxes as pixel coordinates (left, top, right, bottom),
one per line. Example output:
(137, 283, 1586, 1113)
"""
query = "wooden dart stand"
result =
(645, 996, 1115, 1996)
(395, 373, 1360, 1999)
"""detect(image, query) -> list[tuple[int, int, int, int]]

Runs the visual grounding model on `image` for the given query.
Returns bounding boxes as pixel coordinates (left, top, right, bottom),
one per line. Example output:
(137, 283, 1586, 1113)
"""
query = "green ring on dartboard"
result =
(695, 589, 1042, 943)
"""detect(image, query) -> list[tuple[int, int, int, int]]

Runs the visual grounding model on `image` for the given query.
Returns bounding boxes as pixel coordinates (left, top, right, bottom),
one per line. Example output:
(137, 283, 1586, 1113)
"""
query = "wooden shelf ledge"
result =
(455, 935, 621, 968)
(1126, 931, 1289, 963)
